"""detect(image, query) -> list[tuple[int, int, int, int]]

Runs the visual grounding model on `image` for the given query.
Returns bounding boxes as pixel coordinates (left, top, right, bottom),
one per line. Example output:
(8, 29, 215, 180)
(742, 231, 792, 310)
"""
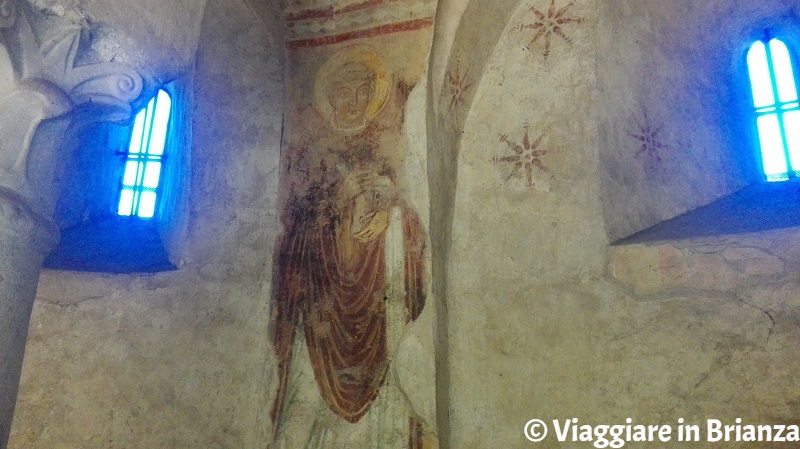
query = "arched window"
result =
(746, 33, 800, 182)
(117, 89, 172, 218)
(44, 83, 185, 273)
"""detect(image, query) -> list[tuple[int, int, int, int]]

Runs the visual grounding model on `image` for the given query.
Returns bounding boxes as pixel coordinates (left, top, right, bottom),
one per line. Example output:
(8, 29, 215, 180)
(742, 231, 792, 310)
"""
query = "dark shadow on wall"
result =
(614, 180, 800, 245)
(43, 217, 176, 273)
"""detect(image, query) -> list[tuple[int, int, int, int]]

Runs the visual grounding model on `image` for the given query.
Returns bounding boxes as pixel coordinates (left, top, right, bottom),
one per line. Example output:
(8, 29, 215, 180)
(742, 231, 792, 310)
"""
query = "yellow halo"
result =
(314, 45, 392, 131)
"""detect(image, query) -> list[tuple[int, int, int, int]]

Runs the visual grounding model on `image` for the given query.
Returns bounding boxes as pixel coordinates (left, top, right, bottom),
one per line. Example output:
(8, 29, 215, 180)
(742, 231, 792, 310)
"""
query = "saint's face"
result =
(329, 77, 373, 130)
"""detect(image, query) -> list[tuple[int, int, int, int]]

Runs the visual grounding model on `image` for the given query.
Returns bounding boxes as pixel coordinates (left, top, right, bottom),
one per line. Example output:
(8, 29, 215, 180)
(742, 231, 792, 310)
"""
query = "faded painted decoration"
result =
(493, 124, 553, 188)
(518, 0, 583, 60)
(313, 46, 392, 132)
(270, 43, 436, 449)
(626, 107, 670, 174)
(444, 61, 471, 111)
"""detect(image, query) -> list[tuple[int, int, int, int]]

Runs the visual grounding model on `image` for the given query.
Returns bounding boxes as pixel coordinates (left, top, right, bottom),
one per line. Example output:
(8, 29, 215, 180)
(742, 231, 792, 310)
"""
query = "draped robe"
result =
(271, 198, 426, 447)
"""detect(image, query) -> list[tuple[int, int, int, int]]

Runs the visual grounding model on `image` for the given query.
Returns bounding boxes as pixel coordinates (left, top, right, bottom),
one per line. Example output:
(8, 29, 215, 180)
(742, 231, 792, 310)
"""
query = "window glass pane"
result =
(766, 172, 790, 182)
(142, 162, 162, 189)
(122, 161, 142, 186)
(769, 39, 799, 103)
(140, 96, 156, 154)
(757, 113, 788, 177)
(118, 189, 135, 216)
(148, 91, 172, 156)
(748, 41, 777, 108)
(127, 109, 146, 154)
(785, 110, 800, 171)
(117, 89, 171, 218)
(138, 191, 157, 218)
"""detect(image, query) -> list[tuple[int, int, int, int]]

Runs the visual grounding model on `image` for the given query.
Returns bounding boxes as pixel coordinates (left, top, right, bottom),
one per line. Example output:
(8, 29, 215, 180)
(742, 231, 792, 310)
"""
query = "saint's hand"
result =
(353, 210, 389, 243)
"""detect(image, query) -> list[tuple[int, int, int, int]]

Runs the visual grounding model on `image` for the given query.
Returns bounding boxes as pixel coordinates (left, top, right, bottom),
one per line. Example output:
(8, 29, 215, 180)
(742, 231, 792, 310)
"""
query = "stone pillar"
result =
(0, 190, 57, 446)
(0, 1, 143, 447)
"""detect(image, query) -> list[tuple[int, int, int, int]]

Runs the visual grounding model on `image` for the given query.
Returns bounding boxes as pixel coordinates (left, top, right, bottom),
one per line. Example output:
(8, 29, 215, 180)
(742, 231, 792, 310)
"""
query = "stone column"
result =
(0, 1, 143, 446)
(0, 190, 57, 445)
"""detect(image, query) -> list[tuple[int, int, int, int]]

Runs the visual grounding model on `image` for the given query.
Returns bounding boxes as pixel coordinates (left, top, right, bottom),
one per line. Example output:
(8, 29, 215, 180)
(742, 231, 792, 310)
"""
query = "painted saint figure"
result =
(271, 46, 431, 448)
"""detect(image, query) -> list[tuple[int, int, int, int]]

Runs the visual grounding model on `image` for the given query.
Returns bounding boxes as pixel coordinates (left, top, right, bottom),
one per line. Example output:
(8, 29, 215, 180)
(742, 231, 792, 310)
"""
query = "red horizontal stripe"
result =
(287, 18, 433, 49)
(285, 6, 334, 22)
(338, 0, 388, 15)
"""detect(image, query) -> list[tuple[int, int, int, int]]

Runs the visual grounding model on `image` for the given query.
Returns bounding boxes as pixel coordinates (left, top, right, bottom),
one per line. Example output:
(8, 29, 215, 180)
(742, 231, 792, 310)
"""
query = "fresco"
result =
(270, 24, 436, 448)
(444, 62, 472, 111)
(492, 124, 554, 189)
(626, 107, 670, 173)
(518, 0, 583, 60)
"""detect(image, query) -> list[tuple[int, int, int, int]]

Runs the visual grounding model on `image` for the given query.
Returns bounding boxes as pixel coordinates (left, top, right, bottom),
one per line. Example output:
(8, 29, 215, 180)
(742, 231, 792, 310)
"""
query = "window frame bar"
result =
(116, 90, 171, 219)
(762, 32, 795, 176)
(749, 31, 800, 181)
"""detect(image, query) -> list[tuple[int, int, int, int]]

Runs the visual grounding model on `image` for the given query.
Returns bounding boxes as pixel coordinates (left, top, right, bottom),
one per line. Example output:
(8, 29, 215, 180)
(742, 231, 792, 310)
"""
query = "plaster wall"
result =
(598, 0, 799, 241)
(440, 0, 800, 448)
(8, 1, 284, 447)
(443, 1, 607, 446)
(6, 0, 800, 448)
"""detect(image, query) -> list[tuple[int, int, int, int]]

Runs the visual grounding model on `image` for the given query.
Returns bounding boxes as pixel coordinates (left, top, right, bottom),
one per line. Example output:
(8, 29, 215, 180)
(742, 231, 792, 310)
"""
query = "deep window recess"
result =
(612, 30, 800, 244)
(44, 83, 183, 273)
(118, 89, 172, 218)
(746, 33, 800, 182)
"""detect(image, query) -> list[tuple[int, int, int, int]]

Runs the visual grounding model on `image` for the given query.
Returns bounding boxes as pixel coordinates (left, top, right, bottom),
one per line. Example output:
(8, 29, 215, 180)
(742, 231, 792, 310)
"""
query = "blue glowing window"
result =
(118, 89, 172, 218)
(746, 35, 800, 182)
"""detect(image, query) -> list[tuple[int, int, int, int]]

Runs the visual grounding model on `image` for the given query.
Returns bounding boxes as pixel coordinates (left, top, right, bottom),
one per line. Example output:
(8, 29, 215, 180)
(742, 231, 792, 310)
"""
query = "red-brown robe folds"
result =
(271, 202, 426, 448)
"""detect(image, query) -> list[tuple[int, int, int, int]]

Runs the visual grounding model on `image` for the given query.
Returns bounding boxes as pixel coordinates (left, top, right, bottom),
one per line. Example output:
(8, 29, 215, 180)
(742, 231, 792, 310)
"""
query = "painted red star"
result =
(626, 108, 669, 170)
(493, 126, 550, 187)
(519, 0, 582, 59)
(445, 63, 472, 110)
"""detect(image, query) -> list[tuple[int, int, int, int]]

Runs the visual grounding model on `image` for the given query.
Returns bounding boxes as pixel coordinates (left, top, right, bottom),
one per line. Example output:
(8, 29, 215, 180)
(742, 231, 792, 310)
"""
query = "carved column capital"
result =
(0, 0, 145, 217)
(2, 0, 144, 118)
